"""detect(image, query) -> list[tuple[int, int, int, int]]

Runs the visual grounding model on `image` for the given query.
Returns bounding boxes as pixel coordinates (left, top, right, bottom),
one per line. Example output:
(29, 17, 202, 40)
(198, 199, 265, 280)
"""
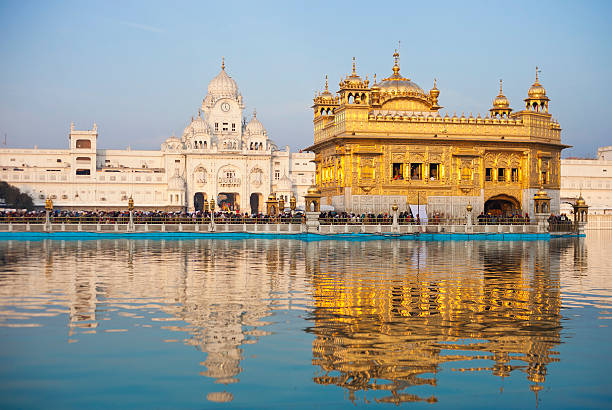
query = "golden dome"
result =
(493, 79, 510, 108)
(534, 187, 549, 200)
(527, 67, 547, 99)
(267, 193, 277, 201)
(342, 57, 363, 86)
(319, 75, 335, 101)
(307, 185, 321, 195)
(576, 195, 586, 206)
(378, 51, 426, 96)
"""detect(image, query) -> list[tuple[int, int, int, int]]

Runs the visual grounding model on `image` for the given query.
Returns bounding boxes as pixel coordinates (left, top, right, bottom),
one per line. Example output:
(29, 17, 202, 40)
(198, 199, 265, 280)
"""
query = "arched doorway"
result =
(194, 192, 207, 211)
(484, 194, 521, 217)
(218, 193, 240, 212)
(250, 193, 262, 214)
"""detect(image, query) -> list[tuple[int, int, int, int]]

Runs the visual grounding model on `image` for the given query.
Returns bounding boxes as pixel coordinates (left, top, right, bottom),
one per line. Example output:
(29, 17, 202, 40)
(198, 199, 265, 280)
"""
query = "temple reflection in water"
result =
(0, 237, 575, 405)
(0, 239, 310, 402)
(304, 240, 563, 404)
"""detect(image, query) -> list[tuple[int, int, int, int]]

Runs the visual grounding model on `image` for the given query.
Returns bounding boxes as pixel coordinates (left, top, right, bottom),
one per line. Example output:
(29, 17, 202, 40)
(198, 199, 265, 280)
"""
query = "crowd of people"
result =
(318, 211, 437, 225)
(0, 209, 305, 224)
(0, 208, 575, 229)
(476, 212, 531, 225)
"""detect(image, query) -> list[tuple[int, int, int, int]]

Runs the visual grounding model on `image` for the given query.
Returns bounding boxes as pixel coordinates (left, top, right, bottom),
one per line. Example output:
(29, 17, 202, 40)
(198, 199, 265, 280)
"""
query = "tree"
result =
(0, 181, 34, 210)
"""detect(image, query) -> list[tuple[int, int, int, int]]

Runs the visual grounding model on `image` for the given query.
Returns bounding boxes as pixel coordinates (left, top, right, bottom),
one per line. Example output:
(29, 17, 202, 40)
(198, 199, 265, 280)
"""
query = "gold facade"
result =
(308, 55, 568, 215)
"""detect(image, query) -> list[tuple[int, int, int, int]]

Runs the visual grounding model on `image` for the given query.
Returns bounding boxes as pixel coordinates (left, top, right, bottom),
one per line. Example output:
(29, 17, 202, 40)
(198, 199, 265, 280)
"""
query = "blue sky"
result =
(0, 0, 610, 157)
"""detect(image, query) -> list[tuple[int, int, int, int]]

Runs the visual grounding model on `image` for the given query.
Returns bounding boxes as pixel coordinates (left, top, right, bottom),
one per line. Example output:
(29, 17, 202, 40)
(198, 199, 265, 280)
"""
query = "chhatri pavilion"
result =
(306, 51, 567, 218)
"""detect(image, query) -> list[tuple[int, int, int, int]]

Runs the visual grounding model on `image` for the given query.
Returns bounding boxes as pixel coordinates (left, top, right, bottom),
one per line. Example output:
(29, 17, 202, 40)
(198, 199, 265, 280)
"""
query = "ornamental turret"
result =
(525, 67, 549, 113)
(490, 79, 512, 118)
(338, 57, 370, 106)
(313, 75, 339, 118)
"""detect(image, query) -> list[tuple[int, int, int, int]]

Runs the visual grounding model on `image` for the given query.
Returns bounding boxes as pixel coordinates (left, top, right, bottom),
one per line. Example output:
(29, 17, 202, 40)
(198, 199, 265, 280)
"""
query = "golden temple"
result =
(307, 52, 568, 217)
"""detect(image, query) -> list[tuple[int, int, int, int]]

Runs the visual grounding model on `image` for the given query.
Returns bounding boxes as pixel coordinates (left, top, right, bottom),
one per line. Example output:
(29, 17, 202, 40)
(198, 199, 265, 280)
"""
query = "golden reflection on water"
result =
(304, 240, 563, 404)
(0, 235, 606, 405)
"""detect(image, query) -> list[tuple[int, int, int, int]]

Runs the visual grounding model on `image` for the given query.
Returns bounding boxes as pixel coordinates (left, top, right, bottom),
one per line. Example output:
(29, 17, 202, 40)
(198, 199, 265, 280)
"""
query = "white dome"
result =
(191, 115, 207, 134)
(246, 112, 266, 135)
(207, 60, 238, 99)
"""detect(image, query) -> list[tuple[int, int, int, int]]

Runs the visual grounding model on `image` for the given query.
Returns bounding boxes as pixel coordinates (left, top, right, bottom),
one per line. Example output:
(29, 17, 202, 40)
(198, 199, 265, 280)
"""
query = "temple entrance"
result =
(217, 192, 240, 212)
(194, 192, 207, 211)
(250, 193, 262, 214)
(484, 194, 521, 216)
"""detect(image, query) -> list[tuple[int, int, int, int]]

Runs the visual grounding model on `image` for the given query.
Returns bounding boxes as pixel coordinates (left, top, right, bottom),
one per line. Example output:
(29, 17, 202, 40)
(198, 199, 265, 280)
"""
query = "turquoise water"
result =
(0, 233, 610, 408)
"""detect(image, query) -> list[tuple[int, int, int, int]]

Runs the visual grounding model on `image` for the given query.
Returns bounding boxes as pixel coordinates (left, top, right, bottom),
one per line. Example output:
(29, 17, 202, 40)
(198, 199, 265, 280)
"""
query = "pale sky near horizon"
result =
(0, 0, 610, 157)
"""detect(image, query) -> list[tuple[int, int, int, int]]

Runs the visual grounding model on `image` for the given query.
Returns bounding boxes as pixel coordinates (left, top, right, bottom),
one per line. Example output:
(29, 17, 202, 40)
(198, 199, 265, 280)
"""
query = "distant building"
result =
(561, 146, 612, 215)
(0, 60, 315, 212)
(306, 52, 567, 217)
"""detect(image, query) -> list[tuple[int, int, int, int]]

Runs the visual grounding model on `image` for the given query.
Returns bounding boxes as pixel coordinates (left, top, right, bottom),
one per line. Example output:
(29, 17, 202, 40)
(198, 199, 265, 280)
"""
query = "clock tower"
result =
(202, 58, 245, 139)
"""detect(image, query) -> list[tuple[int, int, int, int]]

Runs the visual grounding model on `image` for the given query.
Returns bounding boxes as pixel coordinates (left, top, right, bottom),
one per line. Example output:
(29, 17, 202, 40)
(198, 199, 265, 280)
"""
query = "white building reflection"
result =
(0, 238, 310, 401)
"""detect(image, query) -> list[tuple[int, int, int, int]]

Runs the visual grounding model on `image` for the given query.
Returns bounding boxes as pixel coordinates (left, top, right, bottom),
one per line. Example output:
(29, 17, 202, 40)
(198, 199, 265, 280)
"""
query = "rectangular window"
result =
(274, 170, 280, 180)
(76, 169, 90, 176)
(410, 163, 422, 180)
(541, 171, 548, 184)
(76, 139, 91, 149)
(56, 159, 62, 163)
(511, 168, 519, 182)
(497, 168, 505, 182)
(214, 122, 219, 131)
(485, 168, 493, 181)
(222, 122, 228, 131)
(429, 163, 440, 180)
(231, 123, 236, 132)
(175, 159, 180, 163)
(392, 163, 404, 180)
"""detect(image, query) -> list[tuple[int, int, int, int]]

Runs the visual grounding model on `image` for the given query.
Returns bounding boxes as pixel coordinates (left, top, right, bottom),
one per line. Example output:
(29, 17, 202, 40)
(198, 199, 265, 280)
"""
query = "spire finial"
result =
(434, 78, 438, 89)
(325, 74, 328, 91)
(253, 108, 257, 118)
(352, 57, 356, 75)
(221, 56, 225, 70)
(535, 66, 540, 83)
(392, 50, 400, 75)
(499, 79, 503, 95)
(373, 73, 377, 84)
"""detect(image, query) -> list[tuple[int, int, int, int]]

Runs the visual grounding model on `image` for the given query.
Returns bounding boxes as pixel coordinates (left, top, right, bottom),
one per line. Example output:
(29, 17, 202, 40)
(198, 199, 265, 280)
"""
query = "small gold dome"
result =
(267, 193, 277, 201)
(528, 82, 547, 98)
(392, 203, 398, 211)
(534, 187, 549, 200)
(319, 75, 335, 102)
(528, 68, 547, 98)
(576, 195, 586, 206)
(307, 185, 321, 195)
(493, 80, 510, 108)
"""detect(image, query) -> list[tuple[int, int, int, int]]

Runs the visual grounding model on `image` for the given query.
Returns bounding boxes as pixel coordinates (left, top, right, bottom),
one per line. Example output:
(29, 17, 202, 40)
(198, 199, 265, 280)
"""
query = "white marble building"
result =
(0, 61, 315, 213)
(561, 146, 612, 215)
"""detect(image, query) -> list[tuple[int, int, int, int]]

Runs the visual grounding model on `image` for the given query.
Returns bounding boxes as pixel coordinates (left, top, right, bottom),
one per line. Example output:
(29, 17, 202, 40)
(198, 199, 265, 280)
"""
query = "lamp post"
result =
(391, 202, 399, 233)
(44, 197, 53, 231)
(127, 196, 135, 232)
(290, 194, 296, 211)
(209, 198, 216, 231)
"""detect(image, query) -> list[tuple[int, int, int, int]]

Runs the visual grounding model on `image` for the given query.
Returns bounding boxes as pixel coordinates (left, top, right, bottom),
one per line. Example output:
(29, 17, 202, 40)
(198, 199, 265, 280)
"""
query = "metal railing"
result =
(476, 217, 532, 225)
(548, 222, 577, 233)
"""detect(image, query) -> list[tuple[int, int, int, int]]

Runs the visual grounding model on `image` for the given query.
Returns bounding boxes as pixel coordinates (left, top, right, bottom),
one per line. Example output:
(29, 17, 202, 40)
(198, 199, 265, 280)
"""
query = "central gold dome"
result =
(377, 51, 426, 96)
